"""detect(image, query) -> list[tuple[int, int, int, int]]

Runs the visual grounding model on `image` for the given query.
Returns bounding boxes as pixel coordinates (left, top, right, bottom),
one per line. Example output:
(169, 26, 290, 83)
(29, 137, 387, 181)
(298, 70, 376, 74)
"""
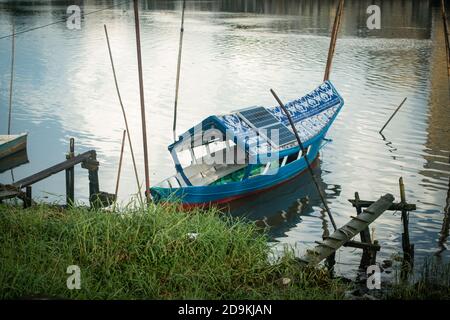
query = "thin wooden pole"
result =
(133, 0, 151, 203)
(329, 1, 344, 70)
(270, 88, 337, 231)
(323, 0, 344, 82)
(172, 0, 187, 142)
(113, 130, 126, 211)
(441, 0, 450, 77)
(8, 23, 15, 135)
(104, 24, 143, 205)
(8, 23, 16, 184)
(379, 97, 407, 134)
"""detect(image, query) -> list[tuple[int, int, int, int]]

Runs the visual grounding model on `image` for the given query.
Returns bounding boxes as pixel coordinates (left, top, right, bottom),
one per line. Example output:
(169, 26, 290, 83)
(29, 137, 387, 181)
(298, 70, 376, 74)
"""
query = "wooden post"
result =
(65, 138, 75, 206)
(24, 186, 32, 208)
(325, 251, 336, 275)
(355, 192, 373, 268)
(133, 0, 151, 203)
(399, 177, 414, 278)
(322, 208, 336, 274)
(83, 151, 100, 208)
(371, 240, 379, 265)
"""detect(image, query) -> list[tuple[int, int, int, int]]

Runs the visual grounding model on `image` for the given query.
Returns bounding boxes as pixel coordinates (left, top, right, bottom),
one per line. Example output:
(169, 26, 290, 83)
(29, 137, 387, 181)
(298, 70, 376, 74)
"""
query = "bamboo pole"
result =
(172, 0, 187, 142)
(8, 23, 15, 135)
(104, 24, 143, 205)
(379, 97, 407, 134)
(323, 0, 344, 82)
(441, 0, 450, 77)
(270, 89, 337, 231)
(8, 23, 16, 184)
(113, 130, 127, 211)
(329, 0, 344, 70)
(133, 0, 151, 203)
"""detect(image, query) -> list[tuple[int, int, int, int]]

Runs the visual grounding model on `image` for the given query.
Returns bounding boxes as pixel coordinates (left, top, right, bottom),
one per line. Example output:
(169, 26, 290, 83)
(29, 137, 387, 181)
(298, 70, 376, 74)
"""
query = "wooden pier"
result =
(0, 139, 115, 209)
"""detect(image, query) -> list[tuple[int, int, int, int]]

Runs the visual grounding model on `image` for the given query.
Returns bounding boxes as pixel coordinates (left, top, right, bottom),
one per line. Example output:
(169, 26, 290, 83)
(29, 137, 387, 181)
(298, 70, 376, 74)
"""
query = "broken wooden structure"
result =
(0, 139, 115, 209)
(298, 178, 417, 276)
(298, 193, 395, 266)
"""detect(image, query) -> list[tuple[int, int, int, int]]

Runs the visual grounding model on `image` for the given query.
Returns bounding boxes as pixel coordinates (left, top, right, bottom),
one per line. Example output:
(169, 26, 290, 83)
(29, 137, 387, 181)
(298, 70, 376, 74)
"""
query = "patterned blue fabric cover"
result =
(217, 81, 343, 154)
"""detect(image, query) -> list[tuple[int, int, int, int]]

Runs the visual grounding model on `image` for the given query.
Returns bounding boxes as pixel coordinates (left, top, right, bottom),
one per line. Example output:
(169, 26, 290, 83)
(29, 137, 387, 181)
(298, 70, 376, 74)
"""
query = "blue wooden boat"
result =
(150, 81, 344, 207)
(0, 133, 28, 161)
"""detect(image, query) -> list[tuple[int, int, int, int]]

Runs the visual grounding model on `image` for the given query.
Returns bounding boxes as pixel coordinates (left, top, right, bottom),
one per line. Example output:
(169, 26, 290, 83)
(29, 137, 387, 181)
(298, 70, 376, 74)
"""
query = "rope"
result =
(0, 1, 131, 41)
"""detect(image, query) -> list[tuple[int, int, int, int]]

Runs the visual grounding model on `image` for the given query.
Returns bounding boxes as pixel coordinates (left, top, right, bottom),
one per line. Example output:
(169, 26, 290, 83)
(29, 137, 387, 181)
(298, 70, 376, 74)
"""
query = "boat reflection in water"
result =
(0, 149, 29, 174)
(223, 157, 340, 240)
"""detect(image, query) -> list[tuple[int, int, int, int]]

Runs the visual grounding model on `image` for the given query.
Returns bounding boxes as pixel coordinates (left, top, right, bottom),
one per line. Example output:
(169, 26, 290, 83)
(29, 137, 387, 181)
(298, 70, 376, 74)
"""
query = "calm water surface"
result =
(1, 0, 449, 278)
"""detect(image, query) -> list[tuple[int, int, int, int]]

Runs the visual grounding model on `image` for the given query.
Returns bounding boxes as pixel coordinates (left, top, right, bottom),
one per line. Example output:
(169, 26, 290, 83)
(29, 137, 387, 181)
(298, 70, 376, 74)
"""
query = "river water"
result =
(1, 0, 449, 279)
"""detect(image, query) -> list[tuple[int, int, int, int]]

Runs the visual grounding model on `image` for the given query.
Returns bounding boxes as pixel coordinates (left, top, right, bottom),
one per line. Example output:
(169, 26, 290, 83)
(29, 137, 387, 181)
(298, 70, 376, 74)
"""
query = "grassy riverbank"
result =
(0, 203, 347, 300)
(388, 258, 450, 300)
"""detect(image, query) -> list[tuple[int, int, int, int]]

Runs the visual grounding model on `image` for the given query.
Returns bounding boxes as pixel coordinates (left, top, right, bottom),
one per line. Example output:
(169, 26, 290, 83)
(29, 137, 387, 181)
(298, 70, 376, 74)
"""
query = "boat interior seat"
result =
(159, 172, 187, 188)
(187, 164, 246, 186)
(157, 144, 249, 187)
(160, 180, 171, 188)
(183, 163, 211, 177)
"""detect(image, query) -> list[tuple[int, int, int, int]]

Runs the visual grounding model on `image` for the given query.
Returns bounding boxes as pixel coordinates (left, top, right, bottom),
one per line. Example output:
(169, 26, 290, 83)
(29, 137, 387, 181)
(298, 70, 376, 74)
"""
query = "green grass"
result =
(387, 258, 450, 300)
(0, 203, 347, 300)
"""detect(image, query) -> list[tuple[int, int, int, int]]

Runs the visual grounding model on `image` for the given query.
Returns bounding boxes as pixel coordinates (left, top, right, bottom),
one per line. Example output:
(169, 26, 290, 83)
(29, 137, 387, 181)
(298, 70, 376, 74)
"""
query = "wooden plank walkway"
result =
(298, 193, 395, 266)
(12, 150, 95, 188)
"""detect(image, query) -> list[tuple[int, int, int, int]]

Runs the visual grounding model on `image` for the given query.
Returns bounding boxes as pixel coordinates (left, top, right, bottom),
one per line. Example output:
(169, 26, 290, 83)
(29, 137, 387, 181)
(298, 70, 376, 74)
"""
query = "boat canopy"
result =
(169, 80, 344, 156)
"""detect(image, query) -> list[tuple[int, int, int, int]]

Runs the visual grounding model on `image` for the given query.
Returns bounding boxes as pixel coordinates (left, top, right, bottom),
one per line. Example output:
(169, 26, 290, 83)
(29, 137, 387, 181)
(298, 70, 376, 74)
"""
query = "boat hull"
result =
(150, 134, 324, 207)
(0, 133, 27, 160)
